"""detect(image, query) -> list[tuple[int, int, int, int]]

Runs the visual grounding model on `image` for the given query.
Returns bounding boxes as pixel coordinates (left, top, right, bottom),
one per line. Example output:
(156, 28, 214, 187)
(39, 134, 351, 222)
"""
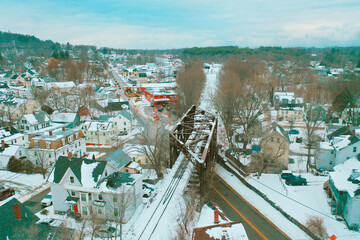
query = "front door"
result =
(74, 204, 79, 213)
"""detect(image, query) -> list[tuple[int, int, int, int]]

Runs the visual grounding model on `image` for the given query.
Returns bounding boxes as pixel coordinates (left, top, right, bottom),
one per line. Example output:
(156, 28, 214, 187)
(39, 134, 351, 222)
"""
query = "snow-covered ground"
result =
(199, 66, 220, 112)
(0, 170, 49, 203)
(234, 169, 360, 239)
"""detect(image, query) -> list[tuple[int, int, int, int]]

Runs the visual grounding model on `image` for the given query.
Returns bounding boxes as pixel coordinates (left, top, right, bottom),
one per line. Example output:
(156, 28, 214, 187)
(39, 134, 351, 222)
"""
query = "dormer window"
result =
(46, 141, 51, 148)
(68, 136, 73, 143)
(75, 132, 79, 139)
(61, 138, 65, 145)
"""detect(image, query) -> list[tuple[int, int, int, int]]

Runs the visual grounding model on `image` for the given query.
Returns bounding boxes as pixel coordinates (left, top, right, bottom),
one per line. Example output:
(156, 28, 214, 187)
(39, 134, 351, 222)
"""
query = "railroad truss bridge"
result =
(170, 105, 218, 196)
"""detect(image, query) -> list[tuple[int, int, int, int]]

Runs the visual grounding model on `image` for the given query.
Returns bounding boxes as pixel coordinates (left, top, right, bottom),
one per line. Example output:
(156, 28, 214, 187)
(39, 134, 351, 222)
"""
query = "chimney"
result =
(62, 126, 65, 131)
(347, 125, 350, 131)
(1, 140, 5, 149)
(7, 126, 11, 131)
(214, 209, 220, 224)
(49, 131, 53, 136)
(33, 111, 35, 115)
(13, 204, 21, 220)
(68, 152, 73, 159)
(353, 130, 355, 136)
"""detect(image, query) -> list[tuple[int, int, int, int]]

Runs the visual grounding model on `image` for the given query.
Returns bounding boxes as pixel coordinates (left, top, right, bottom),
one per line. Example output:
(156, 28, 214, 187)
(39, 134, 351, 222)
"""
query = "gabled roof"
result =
(119, 110, 132, 121)
(105, 172, 135, 189)
(327, 125, 360, 141)
(264, 122, 290, 142)
(22, 111, 50, 125)
(105, 148, 132, 170)
(44, 77, 57, 83)
(48, 156, 107, 187)
(10, 74, 18, 80)
(52, 112, 78, 123)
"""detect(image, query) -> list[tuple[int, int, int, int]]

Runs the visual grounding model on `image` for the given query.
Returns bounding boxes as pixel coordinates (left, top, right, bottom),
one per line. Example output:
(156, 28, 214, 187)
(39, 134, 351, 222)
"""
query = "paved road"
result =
(210, 175, 290, 240)
(23, 188, 50, 213)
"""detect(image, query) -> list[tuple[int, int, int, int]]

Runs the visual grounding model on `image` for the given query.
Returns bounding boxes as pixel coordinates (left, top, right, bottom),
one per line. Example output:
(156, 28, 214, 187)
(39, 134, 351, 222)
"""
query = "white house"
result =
(316, 134, 360, 170)
(328, 157, 360, 230)
(17, 111, 51, 132)
(82, 121, 116, 145)
(48, 156, 143, 222)
(98, 110, 132, 133)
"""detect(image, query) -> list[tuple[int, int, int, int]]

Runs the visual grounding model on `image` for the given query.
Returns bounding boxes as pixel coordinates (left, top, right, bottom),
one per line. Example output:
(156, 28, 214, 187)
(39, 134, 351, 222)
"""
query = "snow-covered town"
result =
(1, 1, 360, 240)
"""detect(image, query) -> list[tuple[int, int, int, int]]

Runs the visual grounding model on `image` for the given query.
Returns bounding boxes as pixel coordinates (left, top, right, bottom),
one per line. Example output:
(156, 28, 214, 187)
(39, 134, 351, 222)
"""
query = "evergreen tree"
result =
(23, 160, 34, 174)
(7, 156, 22, 172)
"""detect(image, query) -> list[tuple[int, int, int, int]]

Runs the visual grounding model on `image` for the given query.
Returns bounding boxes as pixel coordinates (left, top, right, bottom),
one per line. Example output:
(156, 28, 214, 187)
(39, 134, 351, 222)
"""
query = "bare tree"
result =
(251, 132, 287, 178)
(33, 149, 50, 179)
(176, 61, 206, 115)
(137, 125, 169, 178)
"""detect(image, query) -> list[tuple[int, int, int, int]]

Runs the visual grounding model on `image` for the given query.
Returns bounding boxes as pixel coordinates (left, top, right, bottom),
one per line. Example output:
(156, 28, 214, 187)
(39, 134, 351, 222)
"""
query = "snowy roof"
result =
(22, 111, 50, 125)
(48, 156, 107, 187)
(332, 135, 360, 151)
(330, 157, 360, 198)
(127, 161, 141, 170)
(105, 148, 132, 170)
(83, 121, 113, 132)
(320, 142, 333, 150)
(52, 112, 77, 123)
(264, 122, 290, 142)
(0, 145, 20, 156)
(54, 81, 75, 89)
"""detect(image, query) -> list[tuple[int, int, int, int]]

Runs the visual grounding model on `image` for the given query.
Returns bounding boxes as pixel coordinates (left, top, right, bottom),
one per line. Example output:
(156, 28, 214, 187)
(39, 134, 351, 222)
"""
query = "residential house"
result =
(53, 81, 76, 93)
(192, 201, 248, 240)
(52, 112, 80, 128)
(122, 143, 153, 168)
(328, 157, 360, 230)
(316, 133, 360, 171)
(273, 92, 303, 110)
(44, 77, 57, 90)
(82, 121, 116, 145)
(47, 156, 142, 222)
(105, 148, 142, 174)
(98, 110, 132, 133)
(256, 122, 290, 171)
(16, 111, 51, 132)
(28, 127, 86, 166)
(277, 107, 304, 122)
(0, 197, 53, 240)
(11, 100, 41, 121)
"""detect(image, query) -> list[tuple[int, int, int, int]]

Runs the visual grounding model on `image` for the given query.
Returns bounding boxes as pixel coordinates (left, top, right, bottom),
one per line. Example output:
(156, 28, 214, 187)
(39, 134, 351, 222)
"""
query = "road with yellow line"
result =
(211, 175, 291, 240)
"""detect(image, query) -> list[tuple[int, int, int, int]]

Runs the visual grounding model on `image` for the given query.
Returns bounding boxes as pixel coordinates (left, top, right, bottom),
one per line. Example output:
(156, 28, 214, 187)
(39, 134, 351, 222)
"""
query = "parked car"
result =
(296, 137, 303, 143)
(287, 129, 300, 134)
(118, 130, 128, 136)
(0, 187, 15, 201)
(143, 183, 155, 191)
(95, 226, 119, 238)
(280, 170, 295, 181)
(315, 168, 329, 176)
(38, 218, 63, 227)
(285, 176, 307, 186)
(41, 194, 53, 207)
(158, 106, 164, 112)
(143, 189, 152, 198)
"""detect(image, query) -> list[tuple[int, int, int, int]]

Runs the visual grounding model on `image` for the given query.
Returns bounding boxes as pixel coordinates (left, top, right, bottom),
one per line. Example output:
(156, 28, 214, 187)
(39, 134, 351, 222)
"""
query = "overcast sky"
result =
(1, 0, 359, 49)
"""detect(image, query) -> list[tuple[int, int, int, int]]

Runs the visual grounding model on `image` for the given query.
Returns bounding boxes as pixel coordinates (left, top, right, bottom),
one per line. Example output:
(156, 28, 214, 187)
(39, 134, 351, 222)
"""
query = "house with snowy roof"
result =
(98, 110, 132, 133)
(328, 157, 360, 230)
(192, 201, 248, 240)
(122, 143, 155, 168)
(16, 111, 51, 132)
(52, 112, 80, 128)
(105, 148, 142, 174)
(316, 132, 360, 170)
(82, 120, 117, 145)
(47, 156, 142, 222)
(273, 92, 303, 110)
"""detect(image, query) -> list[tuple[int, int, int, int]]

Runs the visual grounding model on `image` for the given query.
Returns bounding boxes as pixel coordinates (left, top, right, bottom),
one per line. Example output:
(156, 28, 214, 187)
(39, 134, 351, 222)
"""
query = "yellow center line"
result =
(212, 185, 268, 239)
(215, 175, 290, 239)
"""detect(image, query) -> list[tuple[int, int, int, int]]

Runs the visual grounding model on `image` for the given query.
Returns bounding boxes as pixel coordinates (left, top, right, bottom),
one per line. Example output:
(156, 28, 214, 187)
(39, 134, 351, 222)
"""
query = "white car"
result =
(41, 194, 52, 207)
(38, 218, 63, 227)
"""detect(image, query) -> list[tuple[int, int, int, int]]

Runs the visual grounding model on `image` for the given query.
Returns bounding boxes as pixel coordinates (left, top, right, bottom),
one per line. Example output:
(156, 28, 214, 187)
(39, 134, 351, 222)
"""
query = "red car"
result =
(0, 188, 15, 201)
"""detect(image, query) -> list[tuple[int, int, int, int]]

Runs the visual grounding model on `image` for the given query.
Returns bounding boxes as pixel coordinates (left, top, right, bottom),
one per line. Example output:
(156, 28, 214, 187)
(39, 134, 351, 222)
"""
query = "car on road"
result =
(285, 176, 307, 186)
(0, 187, 15, 201)
(143, 188, 152, 198)
(287, 129, 300, 134)
(41, 194, 53, 207)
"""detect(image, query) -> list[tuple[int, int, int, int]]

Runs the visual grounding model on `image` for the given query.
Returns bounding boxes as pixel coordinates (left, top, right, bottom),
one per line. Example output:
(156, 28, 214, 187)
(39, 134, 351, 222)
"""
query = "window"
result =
(354, 147, 357, 153)
(79, 142, 81, 147)
(71, 191, 75, 196)
(19, 151, 22, 156)
(271, 138, 274, 142)
(133, 157, 136, 161)
(82, 206, 88, 215)
(113, 195, 117, 202)
(124, 122, 126, 126)
(114, 208, 118, 217)
(61, 138, 65, 145)
(76, 132, 79, 139)
(331, 150, 334, 154)
(88, 193, 92, 201)
(34, 141, 39, 147)
(115, 122, 117, 125)
(81, 193, 86, 201)
(98, 194, 103, 200)
(98, 208, 102, 214)
(145, 158, 149, 164)
(277, 138, 280, 143)
(70, 176, 74, 184)
(68, 136, 73, 142)
(46, 141, 51, 148)
(125, 169, 129, 173)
